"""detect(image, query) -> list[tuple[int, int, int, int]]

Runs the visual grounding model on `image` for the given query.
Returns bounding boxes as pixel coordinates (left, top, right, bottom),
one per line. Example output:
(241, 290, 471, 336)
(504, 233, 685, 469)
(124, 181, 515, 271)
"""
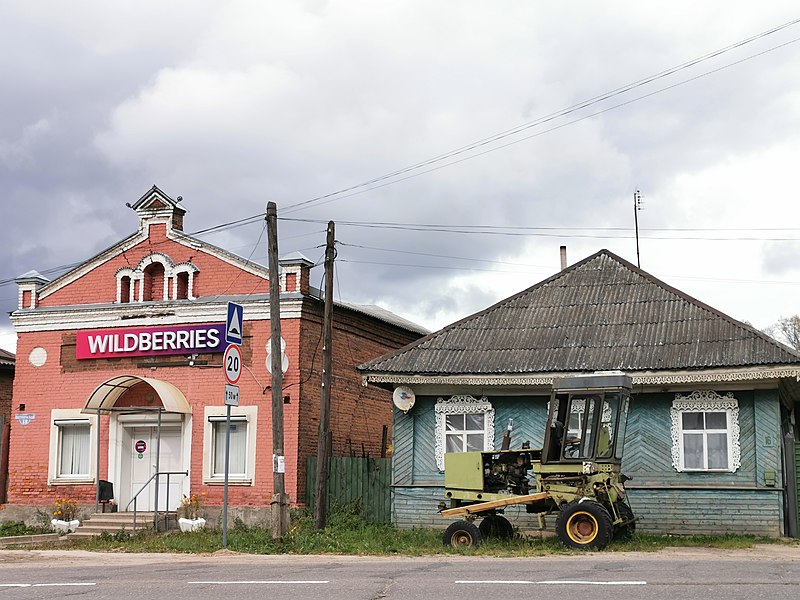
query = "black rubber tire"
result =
(479, 515, 514, 539)
(443, 520, 483, 548)
(613, 502, 636, 540)
(555, 500, 613, 550)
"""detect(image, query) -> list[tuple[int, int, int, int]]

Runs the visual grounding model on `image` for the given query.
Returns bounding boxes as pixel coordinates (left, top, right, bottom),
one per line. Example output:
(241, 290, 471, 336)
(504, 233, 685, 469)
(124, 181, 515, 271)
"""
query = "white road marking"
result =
(538, 580, 647, 585)
(455, 580, 536, 584)
(0, 583, 97, 588)
(456, 580, 647, 586)
(188, 580, 329, 585)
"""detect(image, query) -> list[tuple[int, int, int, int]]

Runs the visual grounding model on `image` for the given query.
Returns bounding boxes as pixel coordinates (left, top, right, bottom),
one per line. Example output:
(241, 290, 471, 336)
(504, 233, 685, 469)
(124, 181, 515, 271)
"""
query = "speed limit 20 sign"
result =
(223, 344, 242, 385)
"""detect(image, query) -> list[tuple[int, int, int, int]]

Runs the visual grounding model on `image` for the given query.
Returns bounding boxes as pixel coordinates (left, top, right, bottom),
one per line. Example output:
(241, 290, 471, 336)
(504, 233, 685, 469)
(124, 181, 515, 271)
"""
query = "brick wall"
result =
(0, 367, 12, 424)
(37, 223, 269, 307)
(295, 299, 423, 505)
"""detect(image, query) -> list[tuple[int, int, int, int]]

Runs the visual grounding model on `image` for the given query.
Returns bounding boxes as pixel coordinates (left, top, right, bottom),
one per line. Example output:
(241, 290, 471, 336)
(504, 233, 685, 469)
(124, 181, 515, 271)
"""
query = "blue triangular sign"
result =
(226, 302, 244, 345)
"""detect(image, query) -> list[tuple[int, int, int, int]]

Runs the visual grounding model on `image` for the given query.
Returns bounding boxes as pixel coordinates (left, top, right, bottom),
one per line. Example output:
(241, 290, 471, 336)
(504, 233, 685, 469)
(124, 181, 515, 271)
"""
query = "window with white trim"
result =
(203, 406, 257, 484)
(435, 395, 494, 471)
(671, 390, 740, 472)
(48, 409, 98, 484)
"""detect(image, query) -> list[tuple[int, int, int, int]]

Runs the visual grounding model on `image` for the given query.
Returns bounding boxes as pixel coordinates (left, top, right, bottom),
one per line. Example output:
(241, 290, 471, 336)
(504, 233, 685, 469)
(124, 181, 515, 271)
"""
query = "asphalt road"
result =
(0, 546, 798, 600)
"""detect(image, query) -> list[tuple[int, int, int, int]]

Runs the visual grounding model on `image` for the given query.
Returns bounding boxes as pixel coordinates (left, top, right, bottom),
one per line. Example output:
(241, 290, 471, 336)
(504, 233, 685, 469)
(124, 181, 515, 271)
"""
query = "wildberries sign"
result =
(76, 323, 226, 359)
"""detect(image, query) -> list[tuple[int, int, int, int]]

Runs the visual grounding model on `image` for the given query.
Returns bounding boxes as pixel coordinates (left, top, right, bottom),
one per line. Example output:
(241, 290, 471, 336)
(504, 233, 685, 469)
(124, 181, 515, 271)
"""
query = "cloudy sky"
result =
(2, 2, 800, 353)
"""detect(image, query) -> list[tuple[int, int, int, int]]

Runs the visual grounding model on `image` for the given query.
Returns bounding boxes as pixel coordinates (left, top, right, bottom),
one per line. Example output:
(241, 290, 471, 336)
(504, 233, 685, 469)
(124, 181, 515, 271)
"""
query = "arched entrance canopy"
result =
(82, 375, 192, 414)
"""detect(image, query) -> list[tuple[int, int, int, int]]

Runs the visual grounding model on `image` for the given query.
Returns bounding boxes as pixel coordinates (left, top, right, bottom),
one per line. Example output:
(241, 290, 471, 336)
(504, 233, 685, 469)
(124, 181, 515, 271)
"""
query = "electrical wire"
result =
(280, 18, 800, 214)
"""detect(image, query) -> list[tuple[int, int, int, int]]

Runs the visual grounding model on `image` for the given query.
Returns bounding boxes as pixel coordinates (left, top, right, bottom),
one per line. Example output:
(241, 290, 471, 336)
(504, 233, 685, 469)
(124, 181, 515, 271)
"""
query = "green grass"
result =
(0, 521, 53, 537)
(13, 504, 800, 555)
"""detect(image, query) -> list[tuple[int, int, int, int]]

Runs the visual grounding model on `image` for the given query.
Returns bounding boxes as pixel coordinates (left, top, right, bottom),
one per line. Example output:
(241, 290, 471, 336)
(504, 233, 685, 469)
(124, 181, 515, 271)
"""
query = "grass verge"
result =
(14, 503, 797, 556)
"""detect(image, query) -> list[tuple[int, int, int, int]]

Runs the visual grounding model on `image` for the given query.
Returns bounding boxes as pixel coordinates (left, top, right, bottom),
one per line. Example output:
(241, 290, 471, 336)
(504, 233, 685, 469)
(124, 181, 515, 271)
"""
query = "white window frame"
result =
(202, 405, 257, 485)
(434, 395, 494, 471)
(671, 390, 740, 473)
(48, 409, 98, 485)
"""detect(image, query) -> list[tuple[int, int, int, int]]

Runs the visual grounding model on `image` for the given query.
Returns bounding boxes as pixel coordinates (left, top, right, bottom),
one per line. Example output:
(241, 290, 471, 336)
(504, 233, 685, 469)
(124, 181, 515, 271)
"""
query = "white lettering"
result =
(195, 330, 206, 348)
(176, 330, 190, 349)
(163, 330, 177, 350)
(123, 333, 138, 352)
(206, 328, 220, 348)
(87, 335, 110, 354)
(151, 331, 163, 351)
(139, 332, 152, 352)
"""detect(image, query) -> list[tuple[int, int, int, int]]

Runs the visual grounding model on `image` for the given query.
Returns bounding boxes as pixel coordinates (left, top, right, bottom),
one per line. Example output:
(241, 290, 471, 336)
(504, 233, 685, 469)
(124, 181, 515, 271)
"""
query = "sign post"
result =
(222, 303, 243, 549)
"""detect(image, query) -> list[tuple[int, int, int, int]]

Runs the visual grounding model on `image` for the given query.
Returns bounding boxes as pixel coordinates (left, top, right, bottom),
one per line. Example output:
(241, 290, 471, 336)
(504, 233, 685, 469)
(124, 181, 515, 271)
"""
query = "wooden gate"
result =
(306, 456, 391, 523)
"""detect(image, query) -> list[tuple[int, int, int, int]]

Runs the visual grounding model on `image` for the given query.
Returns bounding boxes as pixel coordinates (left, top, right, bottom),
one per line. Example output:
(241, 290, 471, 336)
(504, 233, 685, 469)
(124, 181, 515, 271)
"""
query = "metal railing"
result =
(125, 470, 188, 533)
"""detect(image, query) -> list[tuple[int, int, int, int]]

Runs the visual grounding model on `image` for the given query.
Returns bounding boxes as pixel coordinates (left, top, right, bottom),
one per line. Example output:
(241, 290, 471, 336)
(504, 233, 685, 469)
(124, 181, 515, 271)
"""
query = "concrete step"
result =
(70, 512, 177, 537)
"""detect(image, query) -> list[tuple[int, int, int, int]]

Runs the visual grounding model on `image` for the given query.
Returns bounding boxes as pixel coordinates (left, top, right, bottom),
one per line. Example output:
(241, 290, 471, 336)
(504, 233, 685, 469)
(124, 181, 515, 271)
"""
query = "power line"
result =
(280, 17, 800, 214)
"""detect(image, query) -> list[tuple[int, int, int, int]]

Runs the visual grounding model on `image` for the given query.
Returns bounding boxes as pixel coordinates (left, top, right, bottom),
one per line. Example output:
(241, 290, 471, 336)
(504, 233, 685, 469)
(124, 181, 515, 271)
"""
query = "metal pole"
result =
(633, 190, 641, 268)
(222, 405, 231, 548)
(154, 409, 162, 532)
(95, 408, 101, 513)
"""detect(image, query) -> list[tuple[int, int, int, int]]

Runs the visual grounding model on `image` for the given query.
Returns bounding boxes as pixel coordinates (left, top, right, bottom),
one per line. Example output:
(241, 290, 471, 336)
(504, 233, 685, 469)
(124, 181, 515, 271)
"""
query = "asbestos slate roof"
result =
(359, 249, 800, 375)
(0, 348, 15, 368)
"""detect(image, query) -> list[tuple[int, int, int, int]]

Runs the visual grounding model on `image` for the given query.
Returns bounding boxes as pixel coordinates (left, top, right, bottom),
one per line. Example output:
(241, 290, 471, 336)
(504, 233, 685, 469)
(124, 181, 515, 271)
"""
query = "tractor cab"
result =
(543, 373, 632, 465)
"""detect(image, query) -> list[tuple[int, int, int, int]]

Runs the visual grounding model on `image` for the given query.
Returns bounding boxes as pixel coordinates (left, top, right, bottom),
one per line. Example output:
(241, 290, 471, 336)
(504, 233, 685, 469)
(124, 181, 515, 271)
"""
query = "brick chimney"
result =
(15, 270, 50, 309)
(279, 253, 314, 295)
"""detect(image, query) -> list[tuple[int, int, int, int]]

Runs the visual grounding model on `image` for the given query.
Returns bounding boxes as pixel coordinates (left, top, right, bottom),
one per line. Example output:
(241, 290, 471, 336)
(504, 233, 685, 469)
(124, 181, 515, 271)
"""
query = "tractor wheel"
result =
(613, 502, 636, 540)
(443, 520, 482, 548)
(555, 500, 613, 550)
(479, 515, 514, 539)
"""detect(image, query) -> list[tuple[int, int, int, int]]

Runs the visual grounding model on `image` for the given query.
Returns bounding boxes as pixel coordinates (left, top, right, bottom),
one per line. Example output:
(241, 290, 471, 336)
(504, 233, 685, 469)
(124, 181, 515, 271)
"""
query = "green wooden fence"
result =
(306, 456, 392, 523)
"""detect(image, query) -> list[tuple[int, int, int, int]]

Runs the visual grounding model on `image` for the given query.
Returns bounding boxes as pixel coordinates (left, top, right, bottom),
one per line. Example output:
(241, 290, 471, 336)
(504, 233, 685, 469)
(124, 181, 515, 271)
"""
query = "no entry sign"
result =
(135, 439, 146, 453)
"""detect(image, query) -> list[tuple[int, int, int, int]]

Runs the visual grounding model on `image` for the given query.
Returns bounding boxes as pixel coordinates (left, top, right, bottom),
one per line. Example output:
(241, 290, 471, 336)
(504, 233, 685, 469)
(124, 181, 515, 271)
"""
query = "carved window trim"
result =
(434, 395, 494, 471)
(670, 390, 740, 472)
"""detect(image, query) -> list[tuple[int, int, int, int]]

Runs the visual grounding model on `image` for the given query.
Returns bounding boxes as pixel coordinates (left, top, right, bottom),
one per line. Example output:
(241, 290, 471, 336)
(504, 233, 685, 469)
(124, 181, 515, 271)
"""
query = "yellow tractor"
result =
(439, 373, 635, 549)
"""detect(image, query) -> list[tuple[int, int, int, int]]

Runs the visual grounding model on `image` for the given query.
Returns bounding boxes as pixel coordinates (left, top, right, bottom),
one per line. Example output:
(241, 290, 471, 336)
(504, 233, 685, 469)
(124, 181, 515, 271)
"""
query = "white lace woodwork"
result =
(434, 395, 495, 471)
(670, 390, 741, 472)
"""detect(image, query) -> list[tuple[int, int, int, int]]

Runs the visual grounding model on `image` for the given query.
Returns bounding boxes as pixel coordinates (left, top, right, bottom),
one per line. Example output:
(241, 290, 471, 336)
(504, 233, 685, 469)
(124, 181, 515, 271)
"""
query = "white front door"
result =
(126, 426, 183, 511)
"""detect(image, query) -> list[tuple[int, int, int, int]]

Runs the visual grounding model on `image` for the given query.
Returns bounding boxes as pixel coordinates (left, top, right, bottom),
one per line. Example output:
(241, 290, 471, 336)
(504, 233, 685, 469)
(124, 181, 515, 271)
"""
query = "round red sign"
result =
(135, 439, 146, 453)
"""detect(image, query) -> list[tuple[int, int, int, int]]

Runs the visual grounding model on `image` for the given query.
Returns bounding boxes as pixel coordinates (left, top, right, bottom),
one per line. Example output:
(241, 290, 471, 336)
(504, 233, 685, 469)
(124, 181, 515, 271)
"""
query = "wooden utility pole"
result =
(267, 201, 290, 538)
(314, 220, 335, 529)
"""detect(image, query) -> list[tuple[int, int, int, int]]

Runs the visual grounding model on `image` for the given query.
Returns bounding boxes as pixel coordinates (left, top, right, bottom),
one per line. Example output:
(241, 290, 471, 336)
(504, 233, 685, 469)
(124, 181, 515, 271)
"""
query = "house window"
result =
(671, 390, 740, 472)
(434, 395, 494, 471)
(203, 406, 257, 484)
(48, 409, 97, 484)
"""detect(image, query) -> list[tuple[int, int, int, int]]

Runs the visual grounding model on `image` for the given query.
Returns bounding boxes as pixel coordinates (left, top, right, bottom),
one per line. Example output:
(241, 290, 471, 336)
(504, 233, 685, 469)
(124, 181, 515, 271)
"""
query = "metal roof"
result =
(360, 249, 800, 376)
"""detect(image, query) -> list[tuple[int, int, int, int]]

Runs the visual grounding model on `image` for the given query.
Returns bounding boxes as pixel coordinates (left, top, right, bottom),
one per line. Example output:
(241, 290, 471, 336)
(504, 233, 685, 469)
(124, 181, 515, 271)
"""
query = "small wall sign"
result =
(15, 413, 36, 426)
(135, 439, 147, 453)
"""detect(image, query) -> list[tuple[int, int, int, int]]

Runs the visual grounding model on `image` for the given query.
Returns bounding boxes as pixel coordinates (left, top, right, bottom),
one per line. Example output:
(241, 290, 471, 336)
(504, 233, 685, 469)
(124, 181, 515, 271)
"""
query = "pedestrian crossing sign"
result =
(225, 302, 243, 345)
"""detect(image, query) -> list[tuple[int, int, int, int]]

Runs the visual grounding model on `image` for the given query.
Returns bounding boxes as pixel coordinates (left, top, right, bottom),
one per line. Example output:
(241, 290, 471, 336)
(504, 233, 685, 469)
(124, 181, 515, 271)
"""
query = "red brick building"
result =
(0, 349, 13, 504)
(2, 186, 424, 523)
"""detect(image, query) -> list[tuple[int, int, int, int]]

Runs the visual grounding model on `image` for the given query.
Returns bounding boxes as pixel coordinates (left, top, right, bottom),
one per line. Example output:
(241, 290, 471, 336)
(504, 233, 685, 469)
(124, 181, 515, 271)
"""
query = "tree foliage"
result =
(768, 315, 800, 351)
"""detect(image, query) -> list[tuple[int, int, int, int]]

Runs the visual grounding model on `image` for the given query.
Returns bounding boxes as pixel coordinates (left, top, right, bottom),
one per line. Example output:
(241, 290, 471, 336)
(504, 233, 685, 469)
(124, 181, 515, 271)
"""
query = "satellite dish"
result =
(393, 386, 416, 413)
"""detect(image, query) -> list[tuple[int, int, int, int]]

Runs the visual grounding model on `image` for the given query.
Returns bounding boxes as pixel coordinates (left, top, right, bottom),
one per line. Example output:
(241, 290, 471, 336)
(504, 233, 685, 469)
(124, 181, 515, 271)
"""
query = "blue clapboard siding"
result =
(391, 388, 786, 536)
(396, 395, 549, 484)
(627, 488, 783, 536)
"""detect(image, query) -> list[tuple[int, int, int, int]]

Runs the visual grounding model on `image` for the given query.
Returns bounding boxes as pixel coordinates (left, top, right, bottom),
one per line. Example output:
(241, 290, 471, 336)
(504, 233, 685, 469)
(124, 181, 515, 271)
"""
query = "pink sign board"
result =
(76, 323, 226, 360)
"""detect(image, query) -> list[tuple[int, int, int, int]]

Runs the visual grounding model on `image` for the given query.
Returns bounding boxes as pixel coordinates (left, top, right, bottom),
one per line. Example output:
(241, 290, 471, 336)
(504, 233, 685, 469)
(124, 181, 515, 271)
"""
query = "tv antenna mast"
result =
(633, 190, 643, 268)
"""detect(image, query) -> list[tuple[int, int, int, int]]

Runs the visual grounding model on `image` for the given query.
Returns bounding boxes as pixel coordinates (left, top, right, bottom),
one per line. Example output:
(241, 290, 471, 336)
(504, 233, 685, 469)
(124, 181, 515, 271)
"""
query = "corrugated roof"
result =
(0, 348, 15, 368)
(360, 249, 800, 375)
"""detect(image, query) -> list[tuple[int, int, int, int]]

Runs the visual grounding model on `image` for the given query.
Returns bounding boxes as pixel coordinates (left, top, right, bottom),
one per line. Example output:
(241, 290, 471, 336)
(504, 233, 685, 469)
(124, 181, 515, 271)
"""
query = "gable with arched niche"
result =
(115, 253, 200, 303)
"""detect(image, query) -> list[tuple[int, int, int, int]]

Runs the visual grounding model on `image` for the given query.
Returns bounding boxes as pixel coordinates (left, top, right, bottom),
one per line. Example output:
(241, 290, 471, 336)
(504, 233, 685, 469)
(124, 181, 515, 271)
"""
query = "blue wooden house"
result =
(360, 250, 800, 537)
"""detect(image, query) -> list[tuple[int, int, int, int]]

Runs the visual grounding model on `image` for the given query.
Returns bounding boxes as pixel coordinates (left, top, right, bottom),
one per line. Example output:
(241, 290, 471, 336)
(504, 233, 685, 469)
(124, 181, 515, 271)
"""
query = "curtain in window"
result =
(59, 424, 91, 477)
(213, 421, 247, 476)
